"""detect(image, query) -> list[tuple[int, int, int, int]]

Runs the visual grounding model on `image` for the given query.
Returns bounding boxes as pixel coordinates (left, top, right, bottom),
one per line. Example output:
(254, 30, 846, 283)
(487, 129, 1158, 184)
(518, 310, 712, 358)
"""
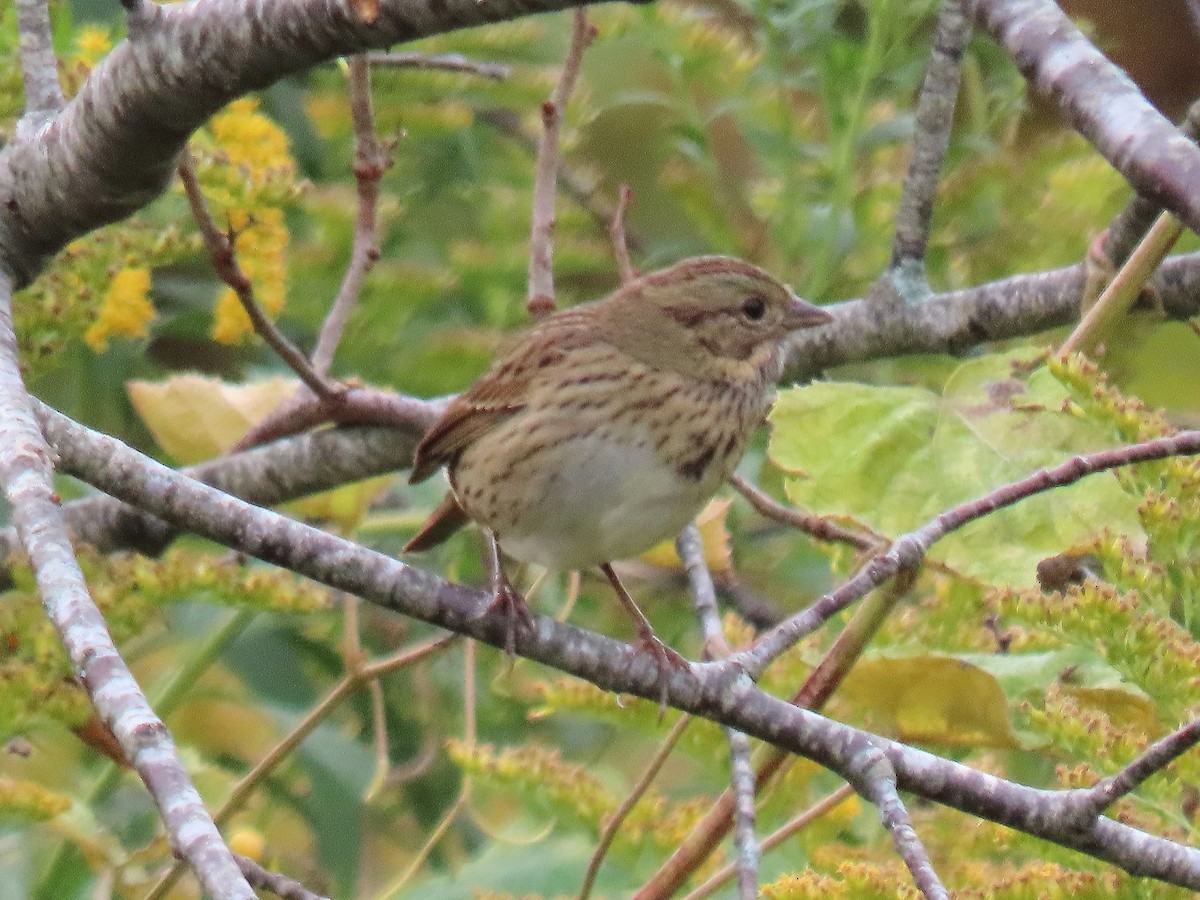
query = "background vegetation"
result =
(1, 0, 1198, 897)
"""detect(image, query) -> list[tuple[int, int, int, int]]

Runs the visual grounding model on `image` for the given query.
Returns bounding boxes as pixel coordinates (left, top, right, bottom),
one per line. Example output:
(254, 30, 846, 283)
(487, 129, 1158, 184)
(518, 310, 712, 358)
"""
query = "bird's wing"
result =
(408, 308, 598, 484)
(408, 388, 526, 483)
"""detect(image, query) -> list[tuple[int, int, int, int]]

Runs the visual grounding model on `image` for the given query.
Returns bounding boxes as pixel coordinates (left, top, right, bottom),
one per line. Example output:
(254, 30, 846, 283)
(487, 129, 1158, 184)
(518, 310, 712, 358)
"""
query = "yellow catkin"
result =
(209, 98, 295, 178)
(85, 267, 155, 351)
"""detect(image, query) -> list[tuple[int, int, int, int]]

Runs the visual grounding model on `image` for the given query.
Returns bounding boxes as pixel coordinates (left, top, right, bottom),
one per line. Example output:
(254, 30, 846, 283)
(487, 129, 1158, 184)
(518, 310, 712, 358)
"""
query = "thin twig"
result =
(610, 184, 636, 284)
(178, 155, 343, 401)
(557, 570, 582, 622)
(341, 595, 394, 802)
(478, 108, 645, 251)
(735, 429, 1200, 679)
(677, 526, 759, 900)
(230, 387, 446, 453)
(638, 547, 911, 899)
(311, 56, 388, 376)
(145, 633, 459, 900)
(235, 855, 330, 900)
(1086, 720, 1200, 816)
(363, 674, 391, 800)
(376, 641, 476, 898)
(853, 747, 948, 899)
(369, 52, 510, 80)
(578, 715, 691, 900)
(680, 784, 856, 900)
(886, 0, 974, 296)
(1059, 212, 1183, 355)
(527, 9, 593, 318)
(730, 474, 876, 551)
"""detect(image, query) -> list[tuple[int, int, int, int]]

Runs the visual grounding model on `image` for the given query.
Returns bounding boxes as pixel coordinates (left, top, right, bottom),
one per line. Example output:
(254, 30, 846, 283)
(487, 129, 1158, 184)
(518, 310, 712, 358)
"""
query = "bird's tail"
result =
(404, 492, 471, 552)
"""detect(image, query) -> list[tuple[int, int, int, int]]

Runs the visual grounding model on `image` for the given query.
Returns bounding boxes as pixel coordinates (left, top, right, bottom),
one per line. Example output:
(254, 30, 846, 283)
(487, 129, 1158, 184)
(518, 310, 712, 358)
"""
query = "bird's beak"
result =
(784, 294, 834, 330)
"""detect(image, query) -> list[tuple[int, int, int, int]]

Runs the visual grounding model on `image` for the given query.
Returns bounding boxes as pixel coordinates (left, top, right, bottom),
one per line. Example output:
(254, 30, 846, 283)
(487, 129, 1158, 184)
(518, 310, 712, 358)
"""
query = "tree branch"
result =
(783, 249, 1200, 379)
(15, 0, 64, 123)
(235, 855, 329, 900)
(369, 51, 511, 80)
(178, 154, 343, 400)
(852, 745, 947, 899)
(0, 410, 438, 588)
(35, 403, 1200, 890)
(730, 473, 876, 551)
(578, 714, 690, 900)
(310, 55, 388, 376)
(1086, 720, 1200, 816)
(677, 526, 759, 900)
(886, 0, 974, 294)
(0, 276, 254, 897)
(0, 0, 627, 288)
(1099, 98, 1200, 269)
(1060, 211, 1183, 355)
(478, 107, 646, 251)
(738, 429, 1200, 677)
(683, 784, 856, 900)
(527, 9, 593, 318)
(974, 0, 1200, 238)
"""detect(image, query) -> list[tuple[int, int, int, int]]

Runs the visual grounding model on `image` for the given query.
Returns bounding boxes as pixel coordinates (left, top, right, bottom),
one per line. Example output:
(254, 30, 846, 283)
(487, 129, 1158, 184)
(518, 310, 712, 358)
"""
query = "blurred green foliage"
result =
(3, 0, 1200, 897)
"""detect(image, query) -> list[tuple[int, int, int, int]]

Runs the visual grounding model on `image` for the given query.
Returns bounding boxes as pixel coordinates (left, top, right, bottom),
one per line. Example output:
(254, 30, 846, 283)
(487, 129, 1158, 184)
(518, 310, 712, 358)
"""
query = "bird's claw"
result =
(479, 580, 535, 656)
(635, 631, 691, 719)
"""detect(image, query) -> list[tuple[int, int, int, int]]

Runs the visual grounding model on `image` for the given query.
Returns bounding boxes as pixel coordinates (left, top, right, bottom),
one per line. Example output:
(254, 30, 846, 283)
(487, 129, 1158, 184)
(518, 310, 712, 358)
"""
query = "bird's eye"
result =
(741, 296, 767, 321)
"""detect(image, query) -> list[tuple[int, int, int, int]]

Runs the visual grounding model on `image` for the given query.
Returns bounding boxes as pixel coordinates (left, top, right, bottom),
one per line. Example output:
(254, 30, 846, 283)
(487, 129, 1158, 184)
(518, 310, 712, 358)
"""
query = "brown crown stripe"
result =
(641, 256, 771, 287)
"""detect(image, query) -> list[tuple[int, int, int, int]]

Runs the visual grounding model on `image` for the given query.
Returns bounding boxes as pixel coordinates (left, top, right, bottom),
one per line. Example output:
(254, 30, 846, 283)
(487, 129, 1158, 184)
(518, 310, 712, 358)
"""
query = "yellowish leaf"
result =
(638, 497, 733, 573)
(284, 476, 393, 532)
(128, 375, 298, 464)
(837, 653, 1019, 748)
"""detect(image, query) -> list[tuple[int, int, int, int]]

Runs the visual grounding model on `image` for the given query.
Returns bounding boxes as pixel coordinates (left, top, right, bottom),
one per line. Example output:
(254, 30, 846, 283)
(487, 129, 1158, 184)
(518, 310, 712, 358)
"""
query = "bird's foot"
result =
(634, 628, 691, 718)
(479, 579, 535, 656)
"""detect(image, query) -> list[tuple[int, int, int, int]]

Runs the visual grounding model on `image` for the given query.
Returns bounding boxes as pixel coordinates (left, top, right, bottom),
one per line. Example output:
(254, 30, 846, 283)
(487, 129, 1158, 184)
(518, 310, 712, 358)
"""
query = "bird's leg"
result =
(481, 530, 534, 655)
(600, 563, 690, 709)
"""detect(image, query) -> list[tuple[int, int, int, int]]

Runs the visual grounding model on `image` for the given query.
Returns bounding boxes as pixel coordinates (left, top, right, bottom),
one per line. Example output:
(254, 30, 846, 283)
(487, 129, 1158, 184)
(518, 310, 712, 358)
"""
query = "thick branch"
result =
(0, 0, 627, 287)
(0, 415, 434, 586)
(784, 250, 1200, 379)
(36, 404, 1200, 890)
(974, 0, 1200, 238)
(1101, 99, 1200, 268)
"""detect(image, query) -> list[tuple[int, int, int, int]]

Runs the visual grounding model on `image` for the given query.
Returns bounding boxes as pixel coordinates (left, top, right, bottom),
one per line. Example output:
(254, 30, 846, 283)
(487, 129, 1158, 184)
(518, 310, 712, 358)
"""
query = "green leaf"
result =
(768, 352, 1145, 586)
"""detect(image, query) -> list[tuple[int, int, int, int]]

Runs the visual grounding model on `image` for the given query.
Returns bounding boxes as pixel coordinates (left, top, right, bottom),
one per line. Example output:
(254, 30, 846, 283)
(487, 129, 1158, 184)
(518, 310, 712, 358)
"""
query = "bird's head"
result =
(598, 256, 831, 381)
